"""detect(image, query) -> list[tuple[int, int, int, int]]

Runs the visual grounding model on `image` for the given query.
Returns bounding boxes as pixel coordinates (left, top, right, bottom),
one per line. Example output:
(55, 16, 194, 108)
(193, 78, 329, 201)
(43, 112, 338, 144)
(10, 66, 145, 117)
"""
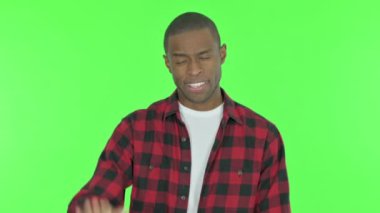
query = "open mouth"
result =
(186, 81, 207, 92)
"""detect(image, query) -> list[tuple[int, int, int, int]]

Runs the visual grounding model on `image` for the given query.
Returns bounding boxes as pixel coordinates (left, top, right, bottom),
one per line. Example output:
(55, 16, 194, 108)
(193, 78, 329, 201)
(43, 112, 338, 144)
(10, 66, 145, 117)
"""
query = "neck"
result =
(178, 88, 223, 111)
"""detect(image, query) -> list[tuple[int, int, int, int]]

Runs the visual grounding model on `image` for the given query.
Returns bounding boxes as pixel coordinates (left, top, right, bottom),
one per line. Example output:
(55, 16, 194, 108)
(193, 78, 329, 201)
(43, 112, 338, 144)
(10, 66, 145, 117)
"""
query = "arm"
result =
(255, 124, 291, 213)
(68, 117, 134, 213)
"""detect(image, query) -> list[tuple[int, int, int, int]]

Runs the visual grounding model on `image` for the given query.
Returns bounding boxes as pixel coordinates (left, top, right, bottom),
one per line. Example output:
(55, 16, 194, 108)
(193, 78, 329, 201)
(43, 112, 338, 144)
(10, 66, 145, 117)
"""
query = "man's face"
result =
(164, 28, 226, 111)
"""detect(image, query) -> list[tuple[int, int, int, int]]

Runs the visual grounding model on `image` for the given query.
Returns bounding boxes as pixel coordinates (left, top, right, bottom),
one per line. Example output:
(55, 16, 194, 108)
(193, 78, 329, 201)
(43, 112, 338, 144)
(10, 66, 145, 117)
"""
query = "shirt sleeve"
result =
(67, 117, 134, 213)
(255, 124, 291, 213)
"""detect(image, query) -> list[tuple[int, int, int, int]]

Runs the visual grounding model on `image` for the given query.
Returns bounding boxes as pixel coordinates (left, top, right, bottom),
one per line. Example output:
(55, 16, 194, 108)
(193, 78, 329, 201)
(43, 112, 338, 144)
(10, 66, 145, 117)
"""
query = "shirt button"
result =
(181, 137, 187, 142)
(149, 164, 154, 170)
(180, 195, 186, 200)
(237, 169, 243, 176)
(183, 166, 189, 171)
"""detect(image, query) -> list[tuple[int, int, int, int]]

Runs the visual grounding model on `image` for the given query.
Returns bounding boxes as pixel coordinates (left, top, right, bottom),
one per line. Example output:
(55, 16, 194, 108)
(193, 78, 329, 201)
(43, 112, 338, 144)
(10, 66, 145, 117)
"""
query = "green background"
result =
(0, 0, 379, 212)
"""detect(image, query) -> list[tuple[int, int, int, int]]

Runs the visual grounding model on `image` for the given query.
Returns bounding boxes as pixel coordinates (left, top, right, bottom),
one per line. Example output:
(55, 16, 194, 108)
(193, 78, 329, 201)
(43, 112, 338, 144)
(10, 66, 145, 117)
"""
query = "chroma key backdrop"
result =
(0, 0, 379, 212)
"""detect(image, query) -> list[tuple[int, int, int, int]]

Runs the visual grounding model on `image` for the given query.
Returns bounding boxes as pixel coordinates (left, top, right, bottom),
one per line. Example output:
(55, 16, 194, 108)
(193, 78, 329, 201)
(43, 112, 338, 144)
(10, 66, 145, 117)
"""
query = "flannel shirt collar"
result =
(163, 88, 243, 125)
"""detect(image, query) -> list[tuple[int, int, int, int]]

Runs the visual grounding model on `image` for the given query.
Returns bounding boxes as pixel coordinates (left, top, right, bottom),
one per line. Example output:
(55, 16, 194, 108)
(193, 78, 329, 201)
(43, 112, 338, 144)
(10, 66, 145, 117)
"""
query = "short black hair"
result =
(164, 12, 221, 53)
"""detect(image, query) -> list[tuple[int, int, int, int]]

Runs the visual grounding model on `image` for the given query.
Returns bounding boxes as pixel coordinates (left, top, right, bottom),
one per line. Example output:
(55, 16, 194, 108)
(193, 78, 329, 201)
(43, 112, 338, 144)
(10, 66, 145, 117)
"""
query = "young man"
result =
(69, 12, 290, 213)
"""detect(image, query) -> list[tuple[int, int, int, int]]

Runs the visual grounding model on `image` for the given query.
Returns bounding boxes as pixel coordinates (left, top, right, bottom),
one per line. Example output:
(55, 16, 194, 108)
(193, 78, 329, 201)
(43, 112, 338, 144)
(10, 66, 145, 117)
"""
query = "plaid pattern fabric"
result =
(68, 88, 290, 213)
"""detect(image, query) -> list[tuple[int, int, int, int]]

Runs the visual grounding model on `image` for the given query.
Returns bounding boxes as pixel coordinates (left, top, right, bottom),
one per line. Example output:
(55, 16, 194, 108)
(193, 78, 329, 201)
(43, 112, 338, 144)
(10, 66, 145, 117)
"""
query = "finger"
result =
(99, 198, 112, 213)
(113, 206, 125, 213)
(83, 199, 92, 213)
(75, 206, 82, 213)
(91, 197, 101, 213)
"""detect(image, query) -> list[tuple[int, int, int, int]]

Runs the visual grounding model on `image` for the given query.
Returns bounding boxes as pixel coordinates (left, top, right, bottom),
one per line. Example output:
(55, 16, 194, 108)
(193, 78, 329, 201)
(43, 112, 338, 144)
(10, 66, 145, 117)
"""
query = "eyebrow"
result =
(172, 48, 212, 57)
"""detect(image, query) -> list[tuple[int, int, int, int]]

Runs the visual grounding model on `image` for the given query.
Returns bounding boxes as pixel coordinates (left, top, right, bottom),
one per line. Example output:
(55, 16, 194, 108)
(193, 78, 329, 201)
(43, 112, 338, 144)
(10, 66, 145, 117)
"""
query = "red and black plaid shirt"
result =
(68, 88, 290, 213)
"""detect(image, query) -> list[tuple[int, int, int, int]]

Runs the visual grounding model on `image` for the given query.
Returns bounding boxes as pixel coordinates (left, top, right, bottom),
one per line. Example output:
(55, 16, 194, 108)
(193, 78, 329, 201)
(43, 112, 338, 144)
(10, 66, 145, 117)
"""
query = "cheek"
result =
(170, 71, 184, 85)
(215, 70, 222, 82)
(208, 64, 221, 81)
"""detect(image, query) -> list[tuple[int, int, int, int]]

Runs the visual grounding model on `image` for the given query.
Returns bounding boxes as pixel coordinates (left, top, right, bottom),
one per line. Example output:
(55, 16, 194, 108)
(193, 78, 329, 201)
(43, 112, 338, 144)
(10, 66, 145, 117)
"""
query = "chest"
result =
(129, 120, 267, 211)
(132, 119, 267, 185)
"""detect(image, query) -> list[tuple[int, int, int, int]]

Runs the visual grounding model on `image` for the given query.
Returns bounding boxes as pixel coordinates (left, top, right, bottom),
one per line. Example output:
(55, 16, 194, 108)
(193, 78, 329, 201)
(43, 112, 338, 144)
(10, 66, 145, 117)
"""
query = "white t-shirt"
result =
(178, 102, 224, 213)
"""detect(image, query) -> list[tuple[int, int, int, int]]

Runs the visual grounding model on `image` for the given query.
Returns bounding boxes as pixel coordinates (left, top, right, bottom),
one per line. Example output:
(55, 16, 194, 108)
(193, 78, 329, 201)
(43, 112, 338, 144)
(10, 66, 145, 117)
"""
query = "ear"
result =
(163, 54, 172, 73)
(219, 44, 227, 64)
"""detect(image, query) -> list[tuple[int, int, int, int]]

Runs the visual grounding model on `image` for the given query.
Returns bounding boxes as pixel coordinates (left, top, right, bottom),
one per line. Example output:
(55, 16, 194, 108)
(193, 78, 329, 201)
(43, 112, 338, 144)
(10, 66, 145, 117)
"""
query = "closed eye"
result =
(199, 53, 212, 60)
(175, 60, 187, 65)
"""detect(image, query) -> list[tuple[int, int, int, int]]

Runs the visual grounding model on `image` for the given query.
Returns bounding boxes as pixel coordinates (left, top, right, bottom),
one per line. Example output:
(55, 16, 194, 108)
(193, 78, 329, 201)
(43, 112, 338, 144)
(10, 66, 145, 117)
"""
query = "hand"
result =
(75, 197, 126, 213)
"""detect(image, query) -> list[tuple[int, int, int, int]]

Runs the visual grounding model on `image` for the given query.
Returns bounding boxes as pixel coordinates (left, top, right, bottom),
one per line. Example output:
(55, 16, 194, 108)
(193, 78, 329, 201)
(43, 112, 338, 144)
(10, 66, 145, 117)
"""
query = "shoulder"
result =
(120, 97, 170, 123)
(233, 101, 281, 138)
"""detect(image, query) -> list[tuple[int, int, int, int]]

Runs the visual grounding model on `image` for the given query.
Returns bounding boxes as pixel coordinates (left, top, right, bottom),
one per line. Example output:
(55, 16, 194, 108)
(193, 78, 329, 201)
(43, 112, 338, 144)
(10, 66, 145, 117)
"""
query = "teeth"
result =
(188, 82, 205, 88)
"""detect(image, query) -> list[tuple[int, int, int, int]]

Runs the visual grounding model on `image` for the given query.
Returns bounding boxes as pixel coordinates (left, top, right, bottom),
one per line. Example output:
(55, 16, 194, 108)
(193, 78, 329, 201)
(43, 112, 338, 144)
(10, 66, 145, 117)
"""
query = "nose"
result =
(187, 58, 202, 76)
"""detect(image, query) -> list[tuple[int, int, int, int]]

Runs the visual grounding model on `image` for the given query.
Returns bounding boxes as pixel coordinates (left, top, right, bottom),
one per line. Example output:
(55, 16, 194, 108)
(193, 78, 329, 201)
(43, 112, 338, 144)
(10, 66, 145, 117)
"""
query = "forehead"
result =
(167, 28, 218, 55)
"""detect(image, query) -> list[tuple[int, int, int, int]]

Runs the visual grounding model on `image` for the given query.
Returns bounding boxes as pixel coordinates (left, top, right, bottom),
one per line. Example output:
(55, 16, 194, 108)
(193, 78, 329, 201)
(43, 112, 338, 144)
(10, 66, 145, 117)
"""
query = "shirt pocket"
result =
(215, 158, 260, 188)
(235, 160, 260, 187)
(138, 154, 165, 178)
(133, 154, 173, 207)
(135, 153, 174, 188)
